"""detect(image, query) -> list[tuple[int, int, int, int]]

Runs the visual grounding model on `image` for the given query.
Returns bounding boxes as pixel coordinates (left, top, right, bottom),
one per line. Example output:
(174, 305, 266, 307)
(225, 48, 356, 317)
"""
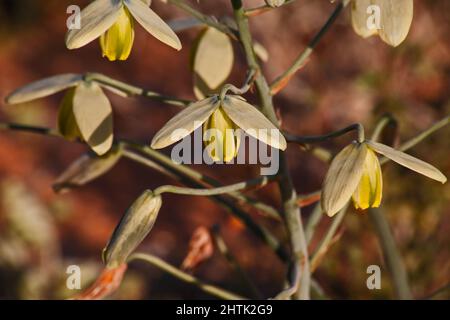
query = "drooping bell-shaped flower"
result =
(65, 0, 181, 60)
(5, 74, 122, 155)
(321, 140, 446, 217)
(150, 95, 287, 162)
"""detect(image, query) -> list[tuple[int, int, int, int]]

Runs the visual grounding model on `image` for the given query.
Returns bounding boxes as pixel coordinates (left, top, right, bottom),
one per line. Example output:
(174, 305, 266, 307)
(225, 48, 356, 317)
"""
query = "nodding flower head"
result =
(321, 140, 446, 217)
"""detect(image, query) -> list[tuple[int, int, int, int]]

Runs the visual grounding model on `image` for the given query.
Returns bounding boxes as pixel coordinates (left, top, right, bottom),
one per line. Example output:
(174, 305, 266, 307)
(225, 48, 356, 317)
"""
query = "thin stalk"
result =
(284, 123, 364, 145)
(369, 208, 412, 299)
(231, 0, 310, 299)
(84, 73, 192, 107)
(154, 176, 271, 197)
(270, 0, 350, 94)
(167, 0, 238, 40)
(129, 253, 245, 300)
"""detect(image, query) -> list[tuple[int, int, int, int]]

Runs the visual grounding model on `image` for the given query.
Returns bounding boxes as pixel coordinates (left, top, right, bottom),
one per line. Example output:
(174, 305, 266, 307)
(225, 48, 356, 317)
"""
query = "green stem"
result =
(368, 208, 412, 299)
(231, 0, 310, 299)
(154, 176, 271, 197)
(270, 0, 350, 93)
(284, 123, 364, 145)
(129, 253, 245, 300)
(84, 73, 192, 107)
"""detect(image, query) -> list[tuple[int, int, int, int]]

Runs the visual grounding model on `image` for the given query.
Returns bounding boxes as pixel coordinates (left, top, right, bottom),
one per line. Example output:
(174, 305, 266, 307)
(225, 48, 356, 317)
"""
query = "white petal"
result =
(221, 95, 287, 150)
(377, 0, 414, 47)
(66, 0, 123, 49)
(73, 82, 114, 156)
(367, 141, 447, 183)
(124, 0, 182, 50)
(321, 142, 369, 217)
(151, 96, 220, 149)
(6, 74, 82, 104)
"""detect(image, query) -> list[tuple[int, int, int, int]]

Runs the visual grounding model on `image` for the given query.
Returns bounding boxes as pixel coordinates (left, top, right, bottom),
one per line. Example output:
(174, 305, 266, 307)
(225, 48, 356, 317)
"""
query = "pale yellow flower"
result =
(66, 0, 181, 61)
(5, 74, 122, 155)
(322, 140, 447, 217)
(151, 95, 287, 162)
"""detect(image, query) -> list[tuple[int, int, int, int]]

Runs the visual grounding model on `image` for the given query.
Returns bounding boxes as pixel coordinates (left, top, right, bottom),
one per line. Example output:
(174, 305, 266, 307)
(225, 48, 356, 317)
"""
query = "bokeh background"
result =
(0, 0, 448, 299)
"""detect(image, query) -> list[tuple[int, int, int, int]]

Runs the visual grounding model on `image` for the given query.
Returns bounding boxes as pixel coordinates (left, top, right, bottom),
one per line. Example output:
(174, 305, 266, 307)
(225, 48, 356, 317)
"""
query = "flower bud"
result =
(103, 190, 162, 268)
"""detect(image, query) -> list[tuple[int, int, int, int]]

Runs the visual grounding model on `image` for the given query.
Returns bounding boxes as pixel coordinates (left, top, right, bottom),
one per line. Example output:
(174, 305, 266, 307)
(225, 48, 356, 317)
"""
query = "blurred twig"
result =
(129, 253, 246, 300)
(270, 0, 351, 94)
(369, 208, 412, 299)
(211, 226, 263, 299)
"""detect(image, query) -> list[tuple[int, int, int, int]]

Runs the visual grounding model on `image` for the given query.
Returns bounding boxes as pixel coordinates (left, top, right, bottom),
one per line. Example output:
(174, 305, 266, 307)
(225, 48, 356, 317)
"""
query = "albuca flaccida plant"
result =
(1, 0, 448, 300)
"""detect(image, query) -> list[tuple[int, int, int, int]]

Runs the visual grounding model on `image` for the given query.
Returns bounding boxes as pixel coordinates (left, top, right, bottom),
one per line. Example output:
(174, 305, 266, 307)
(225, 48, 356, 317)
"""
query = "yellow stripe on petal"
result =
(352, 148, 383, 210)
(100, 7, 135, 61)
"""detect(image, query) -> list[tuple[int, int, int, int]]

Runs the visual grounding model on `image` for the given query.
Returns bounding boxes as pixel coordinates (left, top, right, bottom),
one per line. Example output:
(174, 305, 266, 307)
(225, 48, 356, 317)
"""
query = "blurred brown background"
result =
(0, 0, 448, 299)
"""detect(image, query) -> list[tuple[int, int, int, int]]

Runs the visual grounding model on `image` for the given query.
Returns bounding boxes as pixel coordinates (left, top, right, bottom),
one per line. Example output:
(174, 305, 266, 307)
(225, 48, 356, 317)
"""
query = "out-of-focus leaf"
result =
(53, 147, 122, 193)
(74, 264, 128, 300)
(103, 190, 162, 268)
(181, 226, 214, 271)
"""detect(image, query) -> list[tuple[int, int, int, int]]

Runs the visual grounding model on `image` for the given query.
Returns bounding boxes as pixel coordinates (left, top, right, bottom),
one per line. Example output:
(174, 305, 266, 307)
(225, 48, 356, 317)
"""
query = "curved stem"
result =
(84, 72, 192, 107)
(129, 253, 245, 300)
(154, 176, 271, 197)
(284, 123, 364, 145)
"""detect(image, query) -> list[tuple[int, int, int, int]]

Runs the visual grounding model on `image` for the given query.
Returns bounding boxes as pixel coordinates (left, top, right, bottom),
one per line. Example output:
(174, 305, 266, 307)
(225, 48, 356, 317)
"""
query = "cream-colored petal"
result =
(151, 96, 220, 149)
(351, 0, 379, 38)
(73, 82, 114, 156)
(321, 142, 369, 217)
(53, 147, 122, 193)
(192, 27, 234, 98)
(367, 141, 447, 183)
(376, 0, 414, 47)
(66, 0, 123, 49)
(352, 148, 383, 210)
(221, 95, 286, 150)
(124, 0, 181, 50)
(5, 74, 82, 104)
